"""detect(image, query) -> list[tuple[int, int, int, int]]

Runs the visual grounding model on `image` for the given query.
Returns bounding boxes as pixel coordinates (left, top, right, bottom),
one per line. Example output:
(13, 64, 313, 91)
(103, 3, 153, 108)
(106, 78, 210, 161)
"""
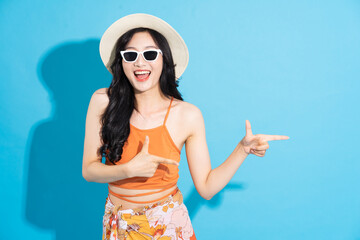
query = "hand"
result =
(126, 135, 179, 178)
(239, 120, 290, 157)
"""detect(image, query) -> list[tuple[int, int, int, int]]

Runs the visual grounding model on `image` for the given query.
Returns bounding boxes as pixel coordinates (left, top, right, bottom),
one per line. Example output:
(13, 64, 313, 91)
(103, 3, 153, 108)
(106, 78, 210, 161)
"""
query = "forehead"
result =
(125, 31, 158, 50)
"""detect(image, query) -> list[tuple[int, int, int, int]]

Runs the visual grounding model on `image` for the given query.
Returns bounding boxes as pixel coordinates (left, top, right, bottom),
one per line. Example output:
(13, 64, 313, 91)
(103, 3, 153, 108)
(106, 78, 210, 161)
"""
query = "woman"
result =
(82, 13, 289, 240)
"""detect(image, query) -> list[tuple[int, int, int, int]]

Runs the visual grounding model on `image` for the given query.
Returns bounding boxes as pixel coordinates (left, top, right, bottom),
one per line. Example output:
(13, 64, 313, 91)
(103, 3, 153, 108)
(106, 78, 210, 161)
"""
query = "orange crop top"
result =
(105, 96, 181, 204)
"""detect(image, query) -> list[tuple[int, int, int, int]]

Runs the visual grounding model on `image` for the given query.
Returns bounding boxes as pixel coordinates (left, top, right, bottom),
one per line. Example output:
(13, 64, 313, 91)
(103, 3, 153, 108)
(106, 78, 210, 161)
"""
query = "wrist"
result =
(119, 162, 132, 178)
(237, 141, 249, 156)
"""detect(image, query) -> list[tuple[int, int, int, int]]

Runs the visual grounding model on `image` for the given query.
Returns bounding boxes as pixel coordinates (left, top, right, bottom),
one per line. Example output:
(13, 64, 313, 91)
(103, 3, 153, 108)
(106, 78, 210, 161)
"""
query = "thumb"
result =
(245, 120, 253, 136)
(141, 135, 149, 153)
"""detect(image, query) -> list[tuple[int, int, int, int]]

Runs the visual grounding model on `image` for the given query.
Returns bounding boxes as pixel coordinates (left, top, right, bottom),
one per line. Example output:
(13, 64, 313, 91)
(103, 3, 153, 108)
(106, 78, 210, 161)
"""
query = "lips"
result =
(134, 69, 151, 81)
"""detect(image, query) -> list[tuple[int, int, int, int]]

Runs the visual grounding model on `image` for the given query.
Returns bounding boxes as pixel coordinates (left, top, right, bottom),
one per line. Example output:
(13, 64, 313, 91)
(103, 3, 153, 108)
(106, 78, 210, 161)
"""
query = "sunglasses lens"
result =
(143, 50, 158, 61)
(123, 52, 138, 62)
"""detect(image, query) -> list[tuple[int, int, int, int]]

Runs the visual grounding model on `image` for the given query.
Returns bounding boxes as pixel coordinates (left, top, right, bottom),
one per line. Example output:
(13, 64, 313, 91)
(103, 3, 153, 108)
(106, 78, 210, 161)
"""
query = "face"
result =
(122, 31, 163, 93)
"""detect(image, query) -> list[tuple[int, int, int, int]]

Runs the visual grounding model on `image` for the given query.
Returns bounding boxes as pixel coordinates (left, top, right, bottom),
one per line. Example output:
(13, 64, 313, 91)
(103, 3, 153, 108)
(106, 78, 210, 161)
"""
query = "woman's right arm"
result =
(82, 88, 130, 183)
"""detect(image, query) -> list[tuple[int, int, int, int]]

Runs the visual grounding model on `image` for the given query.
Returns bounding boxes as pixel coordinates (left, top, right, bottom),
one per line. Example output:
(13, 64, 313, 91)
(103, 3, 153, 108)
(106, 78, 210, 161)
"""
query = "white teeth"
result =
(134, 70, 150, 74)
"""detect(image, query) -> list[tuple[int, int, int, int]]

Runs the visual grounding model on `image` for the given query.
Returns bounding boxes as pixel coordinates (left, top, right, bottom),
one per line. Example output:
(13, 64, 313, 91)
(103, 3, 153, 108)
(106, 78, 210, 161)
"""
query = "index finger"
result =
(262, 135, 290, 141)
(154, 157, 179, 166)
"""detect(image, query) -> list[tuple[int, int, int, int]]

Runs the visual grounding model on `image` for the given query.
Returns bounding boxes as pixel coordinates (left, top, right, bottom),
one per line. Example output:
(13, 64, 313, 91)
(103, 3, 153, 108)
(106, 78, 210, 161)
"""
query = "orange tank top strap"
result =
(163, 96, 174, 126)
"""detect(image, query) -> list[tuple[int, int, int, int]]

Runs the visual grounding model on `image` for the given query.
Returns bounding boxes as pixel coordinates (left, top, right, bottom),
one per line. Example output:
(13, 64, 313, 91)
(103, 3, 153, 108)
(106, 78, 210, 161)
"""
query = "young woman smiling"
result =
(82, 13, 289, 240)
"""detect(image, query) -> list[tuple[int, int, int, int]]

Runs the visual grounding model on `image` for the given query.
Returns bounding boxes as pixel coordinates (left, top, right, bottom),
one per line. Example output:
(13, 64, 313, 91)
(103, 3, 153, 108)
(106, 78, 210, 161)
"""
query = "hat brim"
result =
(99, 13, 189, 80)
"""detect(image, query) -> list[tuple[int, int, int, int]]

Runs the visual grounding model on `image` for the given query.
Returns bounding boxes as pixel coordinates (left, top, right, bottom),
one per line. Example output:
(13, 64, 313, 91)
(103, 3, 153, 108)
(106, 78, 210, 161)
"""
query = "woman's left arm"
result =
(184, 105, 289, 200)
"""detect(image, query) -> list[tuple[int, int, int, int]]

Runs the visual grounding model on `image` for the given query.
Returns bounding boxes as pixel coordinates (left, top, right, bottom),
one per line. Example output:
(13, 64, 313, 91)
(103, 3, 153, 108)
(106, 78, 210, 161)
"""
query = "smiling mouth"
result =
(134, 70, 151, 81)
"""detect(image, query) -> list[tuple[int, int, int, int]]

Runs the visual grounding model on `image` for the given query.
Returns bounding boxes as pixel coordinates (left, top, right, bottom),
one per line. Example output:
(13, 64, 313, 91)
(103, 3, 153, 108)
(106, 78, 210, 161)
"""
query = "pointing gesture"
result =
(127, 135, 179, 178)
(239, 120, 290, 157)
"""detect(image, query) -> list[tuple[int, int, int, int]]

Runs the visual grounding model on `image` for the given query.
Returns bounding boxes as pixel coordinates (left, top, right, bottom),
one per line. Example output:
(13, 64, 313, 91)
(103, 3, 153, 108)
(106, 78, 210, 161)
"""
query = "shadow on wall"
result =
(184, 183, 246, 220)
(24, 39, 111, 240)
(23, 38, 246, 239)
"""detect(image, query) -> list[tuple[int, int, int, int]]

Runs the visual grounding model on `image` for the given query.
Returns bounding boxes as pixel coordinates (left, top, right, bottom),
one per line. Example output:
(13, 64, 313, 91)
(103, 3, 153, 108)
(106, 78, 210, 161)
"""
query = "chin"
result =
(133, 82, 156, 93)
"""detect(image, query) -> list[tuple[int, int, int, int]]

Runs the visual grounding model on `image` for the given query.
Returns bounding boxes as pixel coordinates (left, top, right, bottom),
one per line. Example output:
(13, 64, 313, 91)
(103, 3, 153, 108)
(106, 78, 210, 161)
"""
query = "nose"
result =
(134, 52, 146, 67)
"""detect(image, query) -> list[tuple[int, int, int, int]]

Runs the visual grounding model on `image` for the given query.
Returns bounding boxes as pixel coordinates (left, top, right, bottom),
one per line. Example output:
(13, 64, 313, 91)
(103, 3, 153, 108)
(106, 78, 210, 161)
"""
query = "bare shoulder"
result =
(175, 100, 202, 121)
(90, 88, 109, 109)
(172, 98, 204, 138)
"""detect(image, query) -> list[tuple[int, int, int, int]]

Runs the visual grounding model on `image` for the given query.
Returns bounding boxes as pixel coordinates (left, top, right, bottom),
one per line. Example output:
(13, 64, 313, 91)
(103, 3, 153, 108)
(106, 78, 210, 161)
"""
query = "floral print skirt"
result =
(102, 187, 197, 240)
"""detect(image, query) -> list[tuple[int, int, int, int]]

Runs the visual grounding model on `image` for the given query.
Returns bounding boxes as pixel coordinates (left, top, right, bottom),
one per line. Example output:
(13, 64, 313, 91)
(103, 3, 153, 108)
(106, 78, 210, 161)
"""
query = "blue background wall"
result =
(1, 0, 359, 239)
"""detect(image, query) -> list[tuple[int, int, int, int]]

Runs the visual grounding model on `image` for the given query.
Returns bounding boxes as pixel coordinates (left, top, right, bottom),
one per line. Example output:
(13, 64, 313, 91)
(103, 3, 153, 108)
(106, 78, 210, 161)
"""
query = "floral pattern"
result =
(103, 189, 196, 240)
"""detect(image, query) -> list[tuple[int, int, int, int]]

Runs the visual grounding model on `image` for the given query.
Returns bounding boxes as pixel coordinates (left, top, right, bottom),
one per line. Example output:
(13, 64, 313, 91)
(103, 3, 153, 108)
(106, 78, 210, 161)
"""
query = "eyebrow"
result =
(125, 46, 158, 50)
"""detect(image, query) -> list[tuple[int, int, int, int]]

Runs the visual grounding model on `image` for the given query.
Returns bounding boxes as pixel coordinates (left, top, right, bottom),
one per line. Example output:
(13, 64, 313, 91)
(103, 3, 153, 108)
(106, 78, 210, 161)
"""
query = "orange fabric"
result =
(108, 186, 179, 204)
(105, 96, 181, 203)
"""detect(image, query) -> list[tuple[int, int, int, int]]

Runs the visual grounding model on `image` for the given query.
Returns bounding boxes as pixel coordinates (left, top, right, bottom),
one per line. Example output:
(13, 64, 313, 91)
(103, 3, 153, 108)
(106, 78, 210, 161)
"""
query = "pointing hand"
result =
(239, 120, 290, 157)
(127, 135, 179, 178)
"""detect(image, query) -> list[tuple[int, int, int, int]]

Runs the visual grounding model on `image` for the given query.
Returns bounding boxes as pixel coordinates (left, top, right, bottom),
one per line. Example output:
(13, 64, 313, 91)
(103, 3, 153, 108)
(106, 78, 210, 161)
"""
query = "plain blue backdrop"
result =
(1, 0, 359, 239)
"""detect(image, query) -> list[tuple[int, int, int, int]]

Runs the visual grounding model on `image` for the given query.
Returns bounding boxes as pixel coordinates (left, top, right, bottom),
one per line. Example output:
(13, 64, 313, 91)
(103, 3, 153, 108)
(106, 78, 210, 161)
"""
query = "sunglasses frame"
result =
(120, 49, 163, 63)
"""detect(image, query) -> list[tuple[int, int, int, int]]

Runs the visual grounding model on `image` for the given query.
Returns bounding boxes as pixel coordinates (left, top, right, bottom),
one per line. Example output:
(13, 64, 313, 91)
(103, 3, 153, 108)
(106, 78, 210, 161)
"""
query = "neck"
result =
(134, 87, 168, 116)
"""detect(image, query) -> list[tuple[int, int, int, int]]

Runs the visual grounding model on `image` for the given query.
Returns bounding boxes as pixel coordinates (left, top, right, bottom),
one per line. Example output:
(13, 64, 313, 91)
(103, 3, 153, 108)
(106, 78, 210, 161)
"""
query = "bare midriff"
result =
(108, 184, 178, 210)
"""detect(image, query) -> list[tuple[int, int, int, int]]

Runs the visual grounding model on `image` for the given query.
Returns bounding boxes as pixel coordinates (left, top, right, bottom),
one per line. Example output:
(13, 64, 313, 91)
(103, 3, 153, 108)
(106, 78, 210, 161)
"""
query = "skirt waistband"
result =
(105, 187, 183, 215)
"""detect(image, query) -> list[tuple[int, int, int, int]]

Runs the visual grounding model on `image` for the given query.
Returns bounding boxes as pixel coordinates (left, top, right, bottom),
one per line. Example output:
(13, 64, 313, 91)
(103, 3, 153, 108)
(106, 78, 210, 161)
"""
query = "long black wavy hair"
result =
(98, 27, 184, 164)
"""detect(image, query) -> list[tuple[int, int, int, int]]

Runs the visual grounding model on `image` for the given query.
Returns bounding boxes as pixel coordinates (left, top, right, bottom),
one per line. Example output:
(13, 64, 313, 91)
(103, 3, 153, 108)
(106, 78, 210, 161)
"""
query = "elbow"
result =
(196, 183, 214, 200)
(82, 170, 89, 182)
(198, 189, 213, 200)
(82, 168, 92, 182)
(203, 194, 213, 201)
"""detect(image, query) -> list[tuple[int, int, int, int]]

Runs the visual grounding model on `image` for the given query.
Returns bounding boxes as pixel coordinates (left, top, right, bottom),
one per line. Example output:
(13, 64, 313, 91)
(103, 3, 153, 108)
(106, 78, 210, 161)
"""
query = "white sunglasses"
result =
(120, 49, 163, 63)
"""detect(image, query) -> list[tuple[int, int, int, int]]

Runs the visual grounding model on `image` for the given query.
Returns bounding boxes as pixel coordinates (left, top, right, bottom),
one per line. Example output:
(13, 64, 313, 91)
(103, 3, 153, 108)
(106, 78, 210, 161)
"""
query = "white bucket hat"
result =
(99, 13, 189, 80)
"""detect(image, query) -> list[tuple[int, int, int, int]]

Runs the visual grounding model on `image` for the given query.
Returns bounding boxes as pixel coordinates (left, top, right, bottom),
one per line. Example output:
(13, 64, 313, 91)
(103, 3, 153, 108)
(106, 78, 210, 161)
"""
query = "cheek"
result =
(154, 60, 163, 75)
(122, 64, 133, 78)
